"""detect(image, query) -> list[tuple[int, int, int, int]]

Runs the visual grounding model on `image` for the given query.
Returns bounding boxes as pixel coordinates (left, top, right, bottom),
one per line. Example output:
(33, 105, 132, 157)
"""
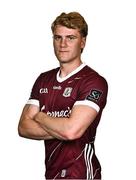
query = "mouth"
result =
(59, 50, 69, 53)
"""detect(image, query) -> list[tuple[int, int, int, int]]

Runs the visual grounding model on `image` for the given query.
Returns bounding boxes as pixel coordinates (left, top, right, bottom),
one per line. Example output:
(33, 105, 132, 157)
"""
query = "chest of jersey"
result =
(38, 75, 82, 117)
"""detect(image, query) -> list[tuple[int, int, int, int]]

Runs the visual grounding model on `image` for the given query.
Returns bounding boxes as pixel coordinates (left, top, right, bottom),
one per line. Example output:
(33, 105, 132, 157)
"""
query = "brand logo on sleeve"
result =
(86, 89, 102, 102)
(63, 87, 73, 97)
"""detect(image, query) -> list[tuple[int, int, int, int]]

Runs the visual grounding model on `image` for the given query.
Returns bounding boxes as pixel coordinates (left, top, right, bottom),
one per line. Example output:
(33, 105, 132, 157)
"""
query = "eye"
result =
(67, 35, 77, 41)
(53, 35, 62, 41)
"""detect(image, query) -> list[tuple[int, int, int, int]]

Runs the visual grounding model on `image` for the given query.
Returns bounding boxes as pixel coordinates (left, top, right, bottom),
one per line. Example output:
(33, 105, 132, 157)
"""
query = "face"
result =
(53, 25, 86, 64)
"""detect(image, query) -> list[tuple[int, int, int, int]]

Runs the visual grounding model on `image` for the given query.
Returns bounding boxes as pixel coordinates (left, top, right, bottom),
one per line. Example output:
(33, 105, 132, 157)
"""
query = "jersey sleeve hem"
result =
(74, 100, 100, 112)
(26, 99, 40, 107)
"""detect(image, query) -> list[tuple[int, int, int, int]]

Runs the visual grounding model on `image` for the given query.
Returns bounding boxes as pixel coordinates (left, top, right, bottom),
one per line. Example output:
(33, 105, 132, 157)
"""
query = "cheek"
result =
(53, 42, 59, 52)
(73, 43, 83, 52)
(53, 44, 58, 56)
(53, 41, 56, 48)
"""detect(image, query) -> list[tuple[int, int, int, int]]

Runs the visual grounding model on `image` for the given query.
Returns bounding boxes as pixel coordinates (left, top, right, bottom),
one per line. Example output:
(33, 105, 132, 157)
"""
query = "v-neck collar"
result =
(56, 63, 86, 83)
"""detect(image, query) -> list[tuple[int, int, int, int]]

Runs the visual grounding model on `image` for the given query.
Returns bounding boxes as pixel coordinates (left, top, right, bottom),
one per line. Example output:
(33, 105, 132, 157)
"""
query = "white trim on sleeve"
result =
(26, 99, 40, 107)
(74, 100, 100, 113)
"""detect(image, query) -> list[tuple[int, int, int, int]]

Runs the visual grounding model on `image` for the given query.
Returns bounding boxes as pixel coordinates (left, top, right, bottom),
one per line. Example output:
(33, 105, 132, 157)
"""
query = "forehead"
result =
(53, 25, 81, 36)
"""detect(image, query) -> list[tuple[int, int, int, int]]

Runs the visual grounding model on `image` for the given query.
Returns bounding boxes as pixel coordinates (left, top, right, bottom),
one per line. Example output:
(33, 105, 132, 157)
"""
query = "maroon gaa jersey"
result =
(27, 63, 108, 179)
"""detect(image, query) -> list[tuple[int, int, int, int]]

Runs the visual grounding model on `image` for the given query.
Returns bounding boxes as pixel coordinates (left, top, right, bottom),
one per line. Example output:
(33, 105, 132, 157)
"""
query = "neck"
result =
(59, 60, 83, 78)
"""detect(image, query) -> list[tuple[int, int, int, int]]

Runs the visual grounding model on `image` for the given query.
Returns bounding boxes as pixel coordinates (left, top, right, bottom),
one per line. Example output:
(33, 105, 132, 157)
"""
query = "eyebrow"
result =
(53, 34, 78, 38)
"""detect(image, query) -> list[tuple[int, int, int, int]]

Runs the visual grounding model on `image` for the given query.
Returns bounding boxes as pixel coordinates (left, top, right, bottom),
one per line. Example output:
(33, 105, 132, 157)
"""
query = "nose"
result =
(60, 38, 67, 47)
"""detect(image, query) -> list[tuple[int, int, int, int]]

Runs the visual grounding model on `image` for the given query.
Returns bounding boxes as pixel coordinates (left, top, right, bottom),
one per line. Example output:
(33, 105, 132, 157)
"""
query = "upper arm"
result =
(18, 104, 40, 136)
(65, 105, 98, 140)
(19, 104, 39, 123)
(18, 104, 54, 140)
(65, 75, 108, 139)
(19, 73, 42, 124)
(18, 74, 55, 140)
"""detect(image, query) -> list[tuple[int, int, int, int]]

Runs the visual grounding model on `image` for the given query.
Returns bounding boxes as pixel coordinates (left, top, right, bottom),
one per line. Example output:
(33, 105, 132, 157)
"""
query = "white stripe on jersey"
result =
(48, 142, 62, 161)
(26, 99, 39, 106)
(74, 100, 100, 112)
(84, 143, 94, 179)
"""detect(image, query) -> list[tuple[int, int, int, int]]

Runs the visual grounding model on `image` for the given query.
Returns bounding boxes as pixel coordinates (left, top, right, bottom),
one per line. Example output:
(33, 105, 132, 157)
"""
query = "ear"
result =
(81, 37, 86, 49)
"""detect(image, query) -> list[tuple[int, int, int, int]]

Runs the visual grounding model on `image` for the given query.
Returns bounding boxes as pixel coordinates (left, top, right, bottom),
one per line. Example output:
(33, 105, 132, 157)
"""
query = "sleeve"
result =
(26, 74, 42, 107)
(74, 75, 108, 113)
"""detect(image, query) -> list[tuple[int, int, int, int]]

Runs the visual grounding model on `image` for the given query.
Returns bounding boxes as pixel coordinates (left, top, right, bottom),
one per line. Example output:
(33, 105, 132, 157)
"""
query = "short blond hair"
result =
(51, 12, 88, 37)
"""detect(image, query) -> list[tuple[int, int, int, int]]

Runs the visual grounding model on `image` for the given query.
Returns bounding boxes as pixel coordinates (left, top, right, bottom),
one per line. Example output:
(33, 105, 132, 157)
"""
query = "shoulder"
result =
(79, 65, 108, 108)
(40, 67, 59, 78)
(82, 65, 108, 88)
(31, 67, 59, 88)
(36, 67, 59, 81)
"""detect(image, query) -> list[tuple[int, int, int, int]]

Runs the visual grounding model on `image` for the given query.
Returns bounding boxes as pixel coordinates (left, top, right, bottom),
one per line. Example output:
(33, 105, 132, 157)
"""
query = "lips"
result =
(59, 50, 69, 52)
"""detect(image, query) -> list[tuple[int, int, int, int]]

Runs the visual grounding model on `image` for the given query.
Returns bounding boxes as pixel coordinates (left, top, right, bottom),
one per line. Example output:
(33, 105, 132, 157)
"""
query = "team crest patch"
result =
(63, 87, 73, 97)
(86, 89, 102, 102)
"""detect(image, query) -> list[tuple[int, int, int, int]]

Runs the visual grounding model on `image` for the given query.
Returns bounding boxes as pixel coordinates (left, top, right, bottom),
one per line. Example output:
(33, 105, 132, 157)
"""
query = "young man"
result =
(18, 12, 108, 179)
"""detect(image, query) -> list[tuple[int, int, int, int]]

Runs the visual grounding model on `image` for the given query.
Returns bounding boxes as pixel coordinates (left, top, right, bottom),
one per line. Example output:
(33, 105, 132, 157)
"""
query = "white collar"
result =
(57, 63, 86, 83)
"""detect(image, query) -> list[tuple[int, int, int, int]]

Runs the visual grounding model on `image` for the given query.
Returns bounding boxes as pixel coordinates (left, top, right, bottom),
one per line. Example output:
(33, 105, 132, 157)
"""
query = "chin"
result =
(57, 57, 69, 63)
(58, 59, 69, 64)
